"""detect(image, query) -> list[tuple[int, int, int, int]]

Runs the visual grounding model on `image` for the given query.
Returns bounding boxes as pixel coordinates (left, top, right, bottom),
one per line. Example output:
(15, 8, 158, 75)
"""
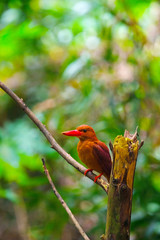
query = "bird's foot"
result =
(84, 169, 93, 176)
(94, 173, 103, 183)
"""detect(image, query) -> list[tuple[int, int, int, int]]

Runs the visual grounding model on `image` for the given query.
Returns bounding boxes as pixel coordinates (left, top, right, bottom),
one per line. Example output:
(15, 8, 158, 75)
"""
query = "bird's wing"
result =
(92, 141, 112, 181)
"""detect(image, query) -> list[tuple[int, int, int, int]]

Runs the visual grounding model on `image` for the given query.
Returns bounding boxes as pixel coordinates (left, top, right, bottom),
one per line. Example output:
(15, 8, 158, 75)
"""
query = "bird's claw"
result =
(94, 173, 103, 183)
(84, 169, 93, 176)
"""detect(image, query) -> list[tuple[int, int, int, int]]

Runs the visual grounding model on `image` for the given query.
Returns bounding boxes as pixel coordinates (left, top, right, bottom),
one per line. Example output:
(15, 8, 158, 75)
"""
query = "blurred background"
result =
(0, 0, 160, 239)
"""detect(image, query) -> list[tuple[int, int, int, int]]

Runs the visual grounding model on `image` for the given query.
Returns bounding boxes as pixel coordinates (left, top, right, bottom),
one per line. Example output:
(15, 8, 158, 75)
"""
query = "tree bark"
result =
(103, 130, 143, 240)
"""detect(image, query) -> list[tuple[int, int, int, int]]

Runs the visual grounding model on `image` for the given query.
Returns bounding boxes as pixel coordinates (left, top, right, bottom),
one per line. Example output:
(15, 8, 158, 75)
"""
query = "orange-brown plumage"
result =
(62, 125, 112, 182)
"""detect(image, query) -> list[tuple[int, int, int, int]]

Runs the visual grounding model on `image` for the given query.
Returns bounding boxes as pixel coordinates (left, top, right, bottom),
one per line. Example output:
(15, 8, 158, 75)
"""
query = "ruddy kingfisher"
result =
(62, 125, 112, 182)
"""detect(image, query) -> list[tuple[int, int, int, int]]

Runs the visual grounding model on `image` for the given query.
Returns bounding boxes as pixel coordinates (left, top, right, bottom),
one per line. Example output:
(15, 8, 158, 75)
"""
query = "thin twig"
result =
(109, 141, 113, 153)
(0, 81, 109, 193)
(41, 158, 91, 240)
(138, 140, 144, 150)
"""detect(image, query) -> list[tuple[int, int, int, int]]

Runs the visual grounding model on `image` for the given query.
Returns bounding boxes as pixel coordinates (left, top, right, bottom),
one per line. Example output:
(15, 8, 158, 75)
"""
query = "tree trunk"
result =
(102, 130, 143, 240)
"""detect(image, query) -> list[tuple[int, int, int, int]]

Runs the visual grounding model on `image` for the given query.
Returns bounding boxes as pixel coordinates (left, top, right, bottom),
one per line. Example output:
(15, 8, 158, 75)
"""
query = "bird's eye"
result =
(83, 129, 87, 133)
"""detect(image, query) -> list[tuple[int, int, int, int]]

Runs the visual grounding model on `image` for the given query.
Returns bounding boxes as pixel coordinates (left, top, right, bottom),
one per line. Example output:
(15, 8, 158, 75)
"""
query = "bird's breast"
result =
(77, 141, 103, 173)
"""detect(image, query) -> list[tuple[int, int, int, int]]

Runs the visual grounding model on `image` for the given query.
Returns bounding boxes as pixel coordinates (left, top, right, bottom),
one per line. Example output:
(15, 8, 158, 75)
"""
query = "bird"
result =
(62, 125, 112, 183)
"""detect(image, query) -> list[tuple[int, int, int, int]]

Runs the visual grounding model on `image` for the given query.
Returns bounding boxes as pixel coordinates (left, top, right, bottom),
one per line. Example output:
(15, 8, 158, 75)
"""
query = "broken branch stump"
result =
(104, 129, 142, 240)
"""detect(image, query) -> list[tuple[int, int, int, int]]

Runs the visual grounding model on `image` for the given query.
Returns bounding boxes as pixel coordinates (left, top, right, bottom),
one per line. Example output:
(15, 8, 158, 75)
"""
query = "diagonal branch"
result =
(41, 158, 91, 240)
(0, 81, 109, 193)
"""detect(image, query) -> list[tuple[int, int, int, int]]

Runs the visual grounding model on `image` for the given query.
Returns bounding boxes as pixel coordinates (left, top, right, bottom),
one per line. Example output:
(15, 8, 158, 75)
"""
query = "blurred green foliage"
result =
(0, 0, 160, 239)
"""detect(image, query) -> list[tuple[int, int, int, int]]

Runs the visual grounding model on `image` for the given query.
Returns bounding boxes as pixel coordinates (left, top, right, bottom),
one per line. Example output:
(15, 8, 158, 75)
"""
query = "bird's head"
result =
(62, 125, 97, 141)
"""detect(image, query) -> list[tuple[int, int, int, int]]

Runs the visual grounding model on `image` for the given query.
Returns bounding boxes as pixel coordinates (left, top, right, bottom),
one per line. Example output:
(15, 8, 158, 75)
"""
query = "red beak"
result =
(62, 129, 81, 137)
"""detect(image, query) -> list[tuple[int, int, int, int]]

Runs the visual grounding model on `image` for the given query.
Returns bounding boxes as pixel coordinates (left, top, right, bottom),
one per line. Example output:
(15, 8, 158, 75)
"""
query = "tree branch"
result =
(0, 81, 109, 193)
(109, 141, 113, 155)
(41, 158, 91, 240)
